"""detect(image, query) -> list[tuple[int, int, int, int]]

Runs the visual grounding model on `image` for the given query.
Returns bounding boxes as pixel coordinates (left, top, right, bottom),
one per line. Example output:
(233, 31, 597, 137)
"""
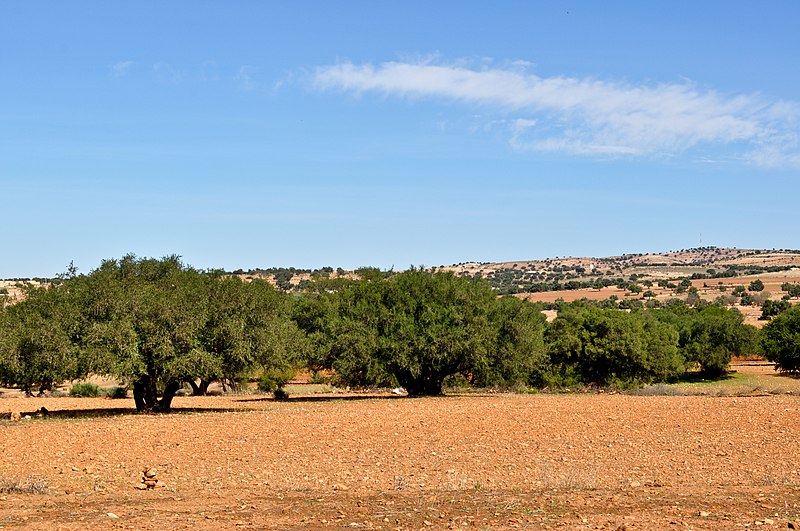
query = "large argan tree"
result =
(75, 255, 307, 411)
(74, 255, 214, 411)
(308, 268, 500, 396)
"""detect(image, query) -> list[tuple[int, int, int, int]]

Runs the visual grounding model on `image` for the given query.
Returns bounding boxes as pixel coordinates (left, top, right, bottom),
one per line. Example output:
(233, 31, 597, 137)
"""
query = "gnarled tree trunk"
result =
(187, 378, 211, 396)
(133, 376, 181, 412)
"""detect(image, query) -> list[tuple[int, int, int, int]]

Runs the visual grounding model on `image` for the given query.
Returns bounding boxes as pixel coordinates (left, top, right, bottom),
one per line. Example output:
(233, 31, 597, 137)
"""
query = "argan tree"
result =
(760, 305, 800, 373)
(545, 304, 684, 387)
(75, 255, 214, 411)
(309, 269, 499, 396)
(0, 281, 83, 396)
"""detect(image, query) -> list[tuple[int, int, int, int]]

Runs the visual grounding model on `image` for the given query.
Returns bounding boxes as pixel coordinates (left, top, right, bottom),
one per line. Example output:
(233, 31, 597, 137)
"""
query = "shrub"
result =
(749, 279, 765, 292)
(257, 367, 296, 393)
(69, 382, 100, 397)
(103, 386, 128, 399)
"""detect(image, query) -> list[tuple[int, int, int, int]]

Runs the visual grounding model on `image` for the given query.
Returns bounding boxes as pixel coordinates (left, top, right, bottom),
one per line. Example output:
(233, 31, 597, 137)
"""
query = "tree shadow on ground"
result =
(672, 371, 737, 384)
(1, 406, 251, 421)
(770, 371, 800, 379)
(236, 394, 410, 404)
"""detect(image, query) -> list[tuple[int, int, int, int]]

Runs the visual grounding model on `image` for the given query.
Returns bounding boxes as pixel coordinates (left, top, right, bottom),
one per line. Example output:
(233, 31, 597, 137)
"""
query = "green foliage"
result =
(272, 388, 289, 400)
(748, 279, 765, 292)
(302, 269, 501, 395)
(760, 299, 791, 320)
(73, 255, 214, 410)
(0, 254, 311, 411)
(657, 303, 757, 376)
(545, 305, 684, 386)
(201, 276, 308, 392)
(104, 386, 128, 399)
(739, 292, 755, 306)
(4, 254, 799, 402)
(0, 282, 82, 395)
(618, 298, 644, 309)
(308, 371, 331, 385)
(257, 367, 297, 392)
(473, 296, 548, 388)
(69, 382, 100, 397)
(781, 282, 800, 298)
(760, 306, 800, 373)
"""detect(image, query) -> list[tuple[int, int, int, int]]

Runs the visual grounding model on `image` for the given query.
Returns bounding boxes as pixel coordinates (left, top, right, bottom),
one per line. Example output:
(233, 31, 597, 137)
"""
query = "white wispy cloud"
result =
(313, 60, 800, 166)
(110, 60, 134, 77)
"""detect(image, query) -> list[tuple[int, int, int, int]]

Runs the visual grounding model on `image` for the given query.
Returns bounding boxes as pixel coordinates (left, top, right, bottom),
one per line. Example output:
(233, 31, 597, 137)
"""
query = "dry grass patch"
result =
(0, 475, 49, 495)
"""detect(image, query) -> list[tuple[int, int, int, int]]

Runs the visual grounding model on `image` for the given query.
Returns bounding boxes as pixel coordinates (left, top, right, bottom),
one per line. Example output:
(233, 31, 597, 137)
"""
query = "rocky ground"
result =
(1, 369, 799, 530)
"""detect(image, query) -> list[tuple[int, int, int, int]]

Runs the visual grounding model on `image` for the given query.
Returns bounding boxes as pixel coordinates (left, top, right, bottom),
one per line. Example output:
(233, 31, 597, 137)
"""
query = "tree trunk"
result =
(133, 376, 180, 412)
(157, 379, 181, 411)
(399, 370, 447, 397)
(187, 378, 211, 396)
(221, 378, 239, 393)
(133, 380, 148, 411)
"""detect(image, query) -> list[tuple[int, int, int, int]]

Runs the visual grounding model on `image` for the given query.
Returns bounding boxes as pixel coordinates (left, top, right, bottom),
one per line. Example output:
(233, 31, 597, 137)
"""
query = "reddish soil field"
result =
(2, 376, 800, 529)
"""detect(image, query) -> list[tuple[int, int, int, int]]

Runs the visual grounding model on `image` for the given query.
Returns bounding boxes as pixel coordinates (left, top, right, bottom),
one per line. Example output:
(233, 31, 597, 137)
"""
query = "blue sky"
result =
(2, 2, 799, 278)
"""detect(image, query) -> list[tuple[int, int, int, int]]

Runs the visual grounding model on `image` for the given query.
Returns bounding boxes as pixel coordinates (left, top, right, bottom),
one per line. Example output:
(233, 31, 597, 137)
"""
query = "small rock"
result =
(629, 480, 641, 488)
(700, 511, 711, 517)
(106, 513, 119, 519)
(143, 467, 158, 478)
(763, 519, 774, 525)
(10, 412, 21, 422)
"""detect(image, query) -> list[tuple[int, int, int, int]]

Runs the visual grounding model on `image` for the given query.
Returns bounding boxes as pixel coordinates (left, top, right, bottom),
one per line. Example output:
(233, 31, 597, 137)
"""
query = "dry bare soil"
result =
(2, 367, 800, 530)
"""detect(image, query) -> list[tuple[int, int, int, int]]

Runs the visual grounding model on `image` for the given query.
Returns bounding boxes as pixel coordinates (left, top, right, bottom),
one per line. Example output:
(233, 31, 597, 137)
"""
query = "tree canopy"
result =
(302, 269, 502, 395)
(760, 305, 800, 373)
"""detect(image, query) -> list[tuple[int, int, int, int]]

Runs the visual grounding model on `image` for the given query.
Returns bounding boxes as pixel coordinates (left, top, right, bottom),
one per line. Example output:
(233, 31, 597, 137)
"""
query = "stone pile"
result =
(135, 467, 161, 490)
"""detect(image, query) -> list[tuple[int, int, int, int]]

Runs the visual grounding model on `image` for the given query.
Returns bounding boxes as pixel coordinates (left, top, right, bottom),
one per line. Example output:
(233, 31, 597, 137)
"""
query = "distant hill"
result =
(439, 247, 800, 293)
(6, 248, 800, 327)
(434, 247, 800, 328)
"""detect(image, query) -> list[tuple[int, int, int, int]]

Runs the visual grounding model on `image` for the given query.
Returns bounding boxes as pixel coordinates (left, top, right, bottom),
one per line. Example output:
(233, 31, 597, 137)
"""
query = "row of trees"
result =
(1, 256, 797, 411)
